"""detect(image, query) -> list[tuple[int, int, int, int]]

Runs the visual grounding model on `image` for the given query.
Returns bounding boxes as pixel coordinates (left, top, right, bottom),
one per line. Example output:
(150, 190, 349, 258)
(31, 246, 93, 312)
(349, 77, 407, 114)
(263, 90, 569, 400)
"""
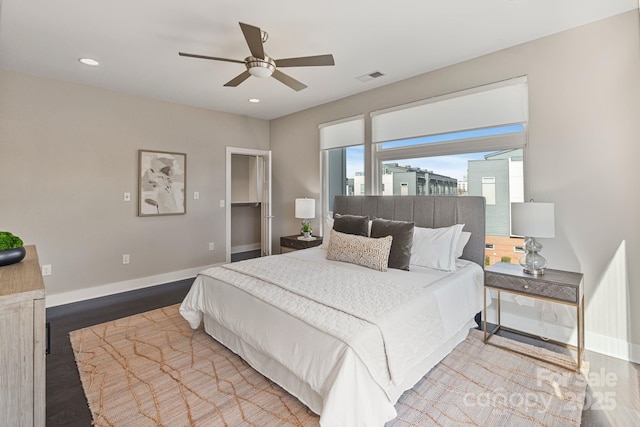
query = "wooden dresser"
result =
(0, 245, 46, 426)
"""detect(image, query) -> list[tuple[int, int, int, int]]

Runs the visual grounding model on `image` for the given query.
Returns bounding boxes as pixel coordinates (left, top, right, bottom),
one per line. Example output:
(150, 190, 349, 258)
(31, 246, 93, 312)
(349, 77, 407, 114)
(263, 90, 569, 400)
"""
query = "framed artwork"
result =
(138, 150, 186, 216)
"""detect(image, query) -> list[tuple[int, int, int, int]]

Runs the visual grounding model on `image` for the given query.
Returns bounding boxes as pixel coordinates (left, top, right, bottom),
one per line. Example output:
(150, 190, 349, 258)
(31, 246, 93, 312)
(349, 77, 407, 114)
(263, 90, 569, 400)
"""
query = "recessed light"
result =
(248, 98, 261, 103)
(78, 58, 100, 66)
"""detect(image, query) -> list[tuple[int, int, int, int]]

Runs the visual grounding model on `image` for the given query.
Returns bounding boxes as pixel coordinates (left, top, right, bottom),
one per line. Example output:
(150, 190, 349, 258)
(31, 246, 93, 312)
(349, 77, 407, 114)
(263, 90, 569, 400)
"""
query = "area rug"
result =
(70, 304, 589, 426)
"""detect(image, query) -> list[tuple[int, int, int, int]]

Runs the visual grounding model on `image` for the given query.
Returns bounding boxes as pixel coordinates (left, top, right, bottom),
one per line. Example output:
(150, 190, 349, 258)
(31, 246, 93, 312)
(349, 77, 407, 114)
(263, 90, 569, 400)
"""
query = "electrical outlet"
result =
(42, 264, 52, 276)
(122, 254, 130, 264)
(209, 242, 215, 251)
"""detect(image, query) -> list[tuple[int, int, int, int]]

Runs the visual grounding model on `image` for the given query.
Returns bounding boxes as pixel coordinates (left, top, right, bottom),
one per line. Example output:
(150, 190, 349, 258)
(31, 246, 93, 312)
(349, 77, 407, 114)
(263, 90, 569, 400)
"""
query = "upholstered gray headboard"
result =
(333, 195, 486, 268)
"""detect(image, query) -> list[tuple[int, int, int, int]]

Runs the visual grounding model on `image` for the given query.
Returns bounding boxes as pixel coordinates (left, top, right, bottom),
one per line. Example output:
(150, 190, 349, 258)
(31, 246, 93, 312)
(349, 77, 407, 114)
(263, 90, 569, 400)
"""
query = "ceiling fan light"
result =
(246, 56, 275, 78)
(248, 66, 273, 78)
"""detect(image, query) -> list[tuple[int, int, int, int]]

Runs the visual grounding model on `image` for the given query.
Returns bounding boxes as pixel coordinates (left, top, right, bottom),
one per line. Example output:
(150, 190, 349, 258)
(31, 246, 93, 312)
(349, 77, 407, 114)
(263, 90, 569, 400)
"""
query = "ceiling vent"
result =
(356, 71, 385, 82)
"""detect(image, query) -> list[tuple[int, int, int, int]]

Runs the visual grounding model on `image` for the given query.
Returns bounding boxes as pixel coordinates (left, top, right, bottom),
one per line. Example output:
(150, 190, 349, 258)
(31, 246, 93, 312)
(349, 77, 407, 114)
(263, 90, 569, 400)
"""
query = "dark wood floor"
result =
(46, 277, 639, 426)
(46, 278, 195, 426)
(231, 249, 261, 262)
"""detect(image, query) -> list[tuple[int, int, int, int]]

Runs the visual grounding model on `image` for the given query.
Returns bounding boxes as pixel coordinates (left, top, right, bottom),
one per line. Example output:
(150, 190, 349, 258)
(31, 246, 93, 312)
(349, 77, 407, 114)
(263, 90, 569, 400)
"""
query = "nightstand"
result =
(483, 262, 584, 371)
(280, 235, 323, 253)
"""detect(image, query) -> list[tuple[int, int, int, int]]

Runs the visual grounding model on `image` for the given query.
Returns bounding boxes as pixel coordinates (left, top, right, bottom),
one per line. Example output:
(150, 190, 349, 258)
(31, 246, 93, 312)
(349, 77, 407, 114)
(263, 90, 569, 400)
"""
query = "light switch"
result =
(194, 192, 200, 200)
(123, 192, 131, 202)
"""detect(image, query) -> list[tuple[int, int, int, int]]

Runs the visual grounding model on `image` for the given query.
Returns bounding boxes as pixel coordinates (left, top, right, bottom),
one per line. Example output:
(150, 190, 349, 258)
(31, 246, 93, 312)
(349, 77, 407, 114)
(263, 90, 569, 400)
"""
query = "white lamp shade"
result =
(295, 198, 315, 219)
(511, 202, 555, 238)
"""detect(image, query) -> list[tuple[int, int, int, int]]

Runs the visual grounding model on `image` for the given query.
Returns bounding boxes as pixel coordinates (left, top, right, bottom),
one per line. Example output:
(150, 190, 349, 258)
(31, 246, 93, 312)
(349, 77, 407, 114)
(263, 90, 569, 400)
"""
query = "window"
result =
(370, 77, 528, 267)
(319, 78, 528, 267)
(482, 177, 496, 205)
(320, 116, 365, 214)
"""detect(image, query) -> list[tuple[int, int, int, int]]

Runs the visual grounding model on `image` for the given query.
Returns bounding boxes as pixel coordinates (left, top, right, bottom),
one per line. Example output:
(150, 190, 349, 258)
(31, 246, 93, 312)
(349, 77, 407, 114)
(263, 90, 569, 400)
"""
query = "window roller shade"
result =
(371, 78, 528, 143)
(320, 116, 364, 150)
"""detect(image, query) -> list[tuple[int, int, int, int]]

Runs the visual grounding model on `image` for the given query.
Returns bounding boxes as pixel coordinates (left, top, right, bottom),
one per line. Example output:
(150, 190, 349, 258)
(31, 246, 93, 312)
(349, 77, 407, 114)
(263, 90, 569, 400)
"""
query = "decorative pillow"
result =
(326, 229, 392, 272)
(456, 231, 472, 259)
(370, 218, 415, 271)
(333, 213, 369, 237)
(410, 224, 465, 272)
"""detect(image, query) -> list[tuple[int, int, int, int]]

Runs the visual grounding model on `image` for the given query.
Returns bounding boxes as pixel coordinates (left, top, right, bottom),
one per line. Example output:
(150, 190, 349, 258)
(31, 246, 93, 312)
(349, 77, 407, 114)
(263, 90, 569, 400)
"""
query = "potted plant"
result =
(0, 231, 26, 267)
(301, 222, 313, 239)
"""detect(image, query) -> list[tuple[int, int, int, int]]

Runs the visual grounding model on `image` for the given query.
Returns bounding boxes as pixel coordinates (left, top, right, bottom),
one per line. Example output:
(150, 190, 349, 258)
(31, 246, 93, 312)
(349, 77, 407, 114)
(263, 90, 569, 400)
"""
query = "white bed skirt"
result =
(201, 306, 476, 427)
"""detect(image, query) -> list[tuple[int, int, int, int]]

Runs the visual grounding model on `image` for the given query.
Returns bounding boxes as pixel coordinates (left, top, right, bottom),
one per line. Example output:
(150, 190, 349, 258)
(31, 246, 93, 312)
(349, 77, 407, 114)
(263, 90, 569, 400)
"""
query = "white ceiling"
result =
(1, 0, 637, 120)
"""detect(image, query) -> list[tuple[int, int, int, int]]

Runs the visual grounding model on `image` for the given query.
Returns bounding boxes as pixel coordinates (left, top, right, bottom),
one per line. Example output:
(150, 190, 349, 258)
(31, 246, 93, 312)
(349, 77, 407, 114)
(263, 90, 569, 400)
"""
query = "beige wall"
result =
(0, 69, 269, 300)
(270, 11, 640, 357)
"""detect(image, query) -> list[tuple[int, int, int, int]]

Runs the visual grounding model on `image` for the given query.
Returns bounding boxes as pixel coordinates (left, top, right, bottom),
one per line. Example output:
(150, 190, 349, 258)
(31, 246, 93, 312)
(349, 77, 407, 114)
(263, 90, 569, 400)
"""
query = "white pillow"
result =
(456, 231, 472, 259)
(320, 215, 335, 249)
(410, 224, 465, 271)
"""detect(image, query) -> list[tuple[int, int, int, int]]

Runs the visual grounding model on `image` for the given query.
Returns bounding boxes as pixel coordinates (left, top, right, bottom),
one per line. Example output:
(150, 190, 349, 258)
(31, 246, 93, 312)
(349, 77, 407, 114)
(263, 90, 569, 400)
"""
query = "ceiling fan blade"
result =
(275, 54, 335, 68)
(271, 70, 307, 91)
(239, 22, 265, 59)
(224, 71, 252, 87)
(179, 52, 245, 64)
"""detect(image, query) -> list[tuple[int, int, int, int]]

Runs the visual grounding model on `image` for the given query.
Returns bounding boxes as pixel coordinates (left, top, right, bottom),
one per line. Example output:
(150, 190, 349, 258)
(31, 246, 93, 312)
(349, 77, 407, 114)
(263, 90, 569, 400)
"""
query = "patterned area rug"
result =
(70, 304, 588, 426)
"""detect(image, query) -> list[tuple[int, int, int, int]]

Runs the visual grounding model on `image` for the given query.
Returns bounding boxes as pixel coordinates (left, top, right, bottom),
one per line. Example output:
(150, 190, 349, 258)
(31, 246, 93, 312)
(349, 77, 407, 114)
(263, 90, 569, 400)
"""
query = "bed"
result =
(180, 195, 486, 426)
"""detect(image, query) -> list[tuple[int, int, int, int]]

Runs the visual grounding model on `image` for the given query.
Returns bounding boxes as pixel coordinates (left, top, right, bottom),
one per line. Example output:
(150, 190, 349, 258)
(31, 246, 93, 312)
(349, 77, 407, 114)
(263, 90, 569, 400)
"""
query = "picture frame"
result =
(138, 149, 186, 216)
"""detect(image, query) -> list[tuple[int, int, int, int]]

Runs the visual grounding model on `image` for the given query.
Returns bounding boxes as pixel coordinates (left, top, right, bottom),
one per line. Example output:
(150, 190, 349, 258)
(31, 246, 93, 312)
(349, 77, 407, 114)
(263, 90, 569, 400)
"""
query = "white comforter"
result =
(180, 248, 484, 427)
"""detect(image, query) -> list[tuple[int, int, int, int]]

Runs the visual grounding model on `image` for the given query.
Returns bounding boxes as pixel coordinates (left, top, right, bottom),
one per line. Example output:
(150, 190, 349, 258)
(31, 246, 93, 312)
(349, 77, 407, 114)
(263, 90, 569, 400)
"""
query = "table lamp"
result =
(295, 198, 315, 239)
(511, 202, 555, 275)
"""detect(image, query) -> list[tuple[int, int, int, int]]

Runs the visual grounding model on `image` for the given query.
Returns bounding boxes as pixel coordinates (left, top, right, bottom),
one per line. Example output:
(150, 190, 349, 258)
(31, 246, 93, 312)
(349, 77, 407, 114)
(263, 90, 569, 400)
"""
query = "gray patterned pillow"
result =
(326, 229, 392, 272)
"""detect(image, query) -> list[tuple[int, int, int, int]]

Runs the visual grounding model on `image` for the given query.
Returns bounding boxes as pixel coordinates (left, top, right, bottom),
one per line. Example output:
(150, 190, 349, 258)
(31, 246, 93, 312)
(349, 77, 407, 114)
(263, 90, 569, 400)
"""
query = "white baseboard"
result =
(586, 331, 640, 364)
(45, 263, 223, 308)
(231, 243, 261, 254)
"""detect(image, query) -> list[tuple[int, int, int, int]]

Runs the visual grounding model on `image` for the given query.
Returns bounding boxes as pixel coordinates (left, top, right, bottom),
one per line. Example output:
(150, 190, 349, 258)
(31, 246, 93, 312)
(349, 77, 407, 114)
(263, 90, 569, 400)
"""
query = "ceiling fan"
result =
(179, 22, 335, 92)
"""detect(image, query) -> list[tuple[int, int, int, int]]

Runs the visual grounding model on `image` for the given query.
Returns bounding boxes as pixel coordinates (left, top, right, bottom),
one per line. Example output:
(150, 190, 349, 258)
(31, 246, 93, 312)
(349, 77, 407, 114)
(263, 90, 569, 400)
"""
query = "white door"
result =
(226, 147, 272, 263)
(260, 154, 272, 257)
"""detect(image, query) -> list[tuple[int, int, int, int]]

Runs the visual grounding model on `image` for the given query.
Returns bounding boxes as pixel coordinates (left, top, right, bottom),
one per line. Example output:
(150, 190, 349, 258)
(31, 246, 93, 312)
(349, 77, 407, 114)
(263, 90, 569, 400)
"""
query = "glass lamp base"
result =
(522, 265, 546, 275)
(519, 237, 547, 275)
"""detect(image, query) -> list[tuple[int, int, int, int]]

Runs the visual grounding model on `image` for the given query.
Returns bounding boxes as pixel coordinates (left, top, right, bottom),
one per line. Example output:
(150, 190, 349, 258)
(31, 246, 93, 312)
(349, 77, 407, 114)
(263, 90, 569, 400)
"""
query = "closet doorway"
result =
(225, 147, 272, 263)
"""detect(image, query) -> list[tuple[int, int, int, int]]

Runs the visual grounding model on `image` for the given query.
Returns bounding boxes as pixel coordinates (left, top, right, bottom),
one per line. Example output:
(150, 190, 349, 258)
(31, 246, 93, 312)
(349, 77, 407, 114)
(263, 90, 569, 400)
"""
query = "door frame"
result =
(225, 146, 272, 263)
